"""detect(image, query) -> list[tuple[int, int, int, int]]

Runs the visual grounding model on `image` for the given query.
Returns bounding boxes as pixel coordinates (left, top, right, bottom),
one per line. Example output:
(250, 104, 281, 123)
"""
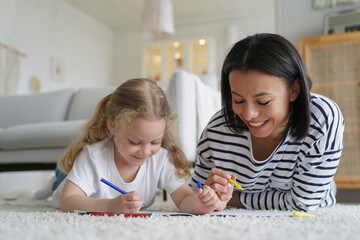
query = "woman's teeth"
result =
(249, 121, 265, 127)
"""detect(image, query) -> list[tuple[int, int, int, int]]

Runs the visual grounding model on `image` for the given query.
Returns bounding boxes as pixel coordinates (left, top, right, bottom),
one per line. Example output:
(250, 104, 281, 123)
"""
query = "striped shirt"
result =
(190, 93, 344, 211)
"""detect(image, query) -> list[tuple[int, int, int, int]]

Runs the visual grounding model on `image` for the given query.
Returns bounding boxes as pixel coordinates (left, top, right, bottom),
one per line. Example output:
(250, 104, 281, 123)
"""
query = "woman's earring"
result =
(290, 97, 293, 101)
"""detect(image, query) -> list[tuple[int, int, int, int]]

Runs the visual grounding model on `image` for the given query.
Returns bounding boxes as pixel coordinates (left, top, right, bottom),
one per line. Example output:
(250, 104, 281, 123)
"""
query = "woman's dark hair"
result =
(221, 33, 312, 140)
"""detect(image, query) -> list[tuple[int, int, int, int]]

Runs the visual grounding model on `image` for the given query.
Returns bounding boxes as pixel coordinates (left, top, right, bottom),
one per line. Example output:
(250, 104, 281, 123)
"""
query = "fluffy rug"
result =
(1, 194, 360, 240)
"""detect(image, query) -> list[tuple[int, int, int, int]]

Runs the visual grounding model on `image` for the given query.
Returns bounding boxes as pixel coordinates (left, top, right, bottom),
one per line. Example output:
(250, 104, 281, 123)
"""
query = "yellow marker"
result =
(293, 211, 316, 218)
(228, 178, 244, 191)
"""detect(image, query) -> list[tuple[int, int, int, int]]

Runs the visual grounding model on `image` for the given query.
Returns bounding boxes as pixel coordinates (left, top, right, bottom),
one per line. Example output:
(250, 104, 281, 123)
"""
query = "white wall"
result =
(0, 0, 115, 94)
(115, 0, 276, 88)
(276, 0, 360, 46)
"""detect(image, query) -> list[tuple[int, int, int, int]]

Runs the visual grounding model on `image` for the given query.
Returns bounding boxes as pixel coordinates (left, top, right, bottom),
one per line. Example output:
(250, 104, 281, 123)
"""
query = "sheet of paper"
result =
(76, 209, 312, 218)
(208, 209, 293, 217)
(141, 209, 293, 217)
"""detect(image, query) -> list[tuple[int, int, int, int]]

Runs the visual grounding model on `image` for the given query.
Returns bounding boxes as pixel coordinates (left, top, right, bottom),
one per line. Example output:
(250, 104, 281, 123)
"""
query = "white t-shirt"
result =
(51, 138, 186, 208)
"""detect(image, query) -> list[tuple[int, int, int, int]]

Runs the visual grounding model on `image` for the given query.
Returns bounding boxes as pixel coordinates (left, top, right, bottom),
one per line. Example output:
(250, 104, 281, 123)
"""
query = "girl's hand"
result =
(192, 185, 220, 214)
(205, 168, 235, 210)
(109, 191, 144, 213)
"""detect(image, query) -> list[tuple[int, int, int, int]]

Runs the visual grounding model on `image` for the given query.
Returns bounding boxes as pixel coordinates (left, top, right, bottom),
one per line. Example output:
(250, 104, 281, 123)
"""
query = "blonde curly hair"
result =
(57, 78, 190, 178)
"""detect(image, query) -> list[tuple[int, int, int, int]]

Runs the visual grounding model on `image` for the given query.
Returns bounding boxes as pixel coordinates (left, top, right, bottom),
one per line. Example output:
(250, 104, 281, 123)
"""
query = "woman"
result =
(190, 33, 344, 212)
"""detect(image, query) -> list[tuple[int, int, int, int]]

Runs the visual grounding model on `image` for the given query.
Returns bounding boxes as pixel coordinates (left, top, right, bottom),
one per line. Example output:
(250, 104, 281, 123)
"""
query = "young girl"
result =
(190, 33, 344, 212)
(53, 78, 220, 214)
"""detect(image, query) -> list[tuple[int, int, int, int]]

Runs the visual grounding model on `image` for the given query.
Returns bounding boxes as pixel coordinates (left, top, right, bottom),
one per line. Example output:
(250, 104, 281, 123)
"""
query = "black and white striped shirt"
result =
(190, 93, 344, 211)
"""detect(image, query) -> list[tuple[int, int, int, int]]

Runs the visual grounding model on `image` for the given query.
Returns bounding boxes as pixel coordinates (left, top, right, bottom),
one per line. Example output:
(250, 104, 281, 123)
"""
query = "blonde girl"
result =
(52, 78, 219, 214)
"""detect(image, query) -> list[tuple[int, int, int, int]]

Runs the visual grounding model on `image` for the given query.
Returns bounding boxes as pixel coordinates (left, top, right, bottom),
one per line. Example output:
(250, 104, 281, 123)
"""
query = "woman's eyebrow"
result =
(231, 91, 242, 97)
(231, 91, 273, 98)
(253, 92, 273, 97)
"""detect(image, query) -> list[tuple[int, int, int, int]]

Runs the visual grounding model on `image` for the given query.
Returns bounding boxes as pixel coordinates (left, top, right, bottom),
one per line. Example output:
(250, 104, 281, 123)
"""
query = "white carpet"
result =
(1, 194, 360, 240)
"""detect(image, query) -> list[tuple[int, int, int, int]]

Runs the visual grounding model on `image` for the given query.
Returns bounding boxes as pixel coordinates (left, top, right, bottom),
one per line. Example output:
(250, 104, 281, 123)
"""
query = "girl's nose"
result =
(139, 144, 151, 156)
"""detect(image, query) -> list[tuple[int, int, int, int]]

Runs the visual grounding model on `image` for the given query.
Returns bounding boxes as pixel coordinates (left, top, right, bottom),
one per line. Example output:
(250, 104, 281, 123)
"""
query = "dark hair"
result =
(221, 33, 312, 140)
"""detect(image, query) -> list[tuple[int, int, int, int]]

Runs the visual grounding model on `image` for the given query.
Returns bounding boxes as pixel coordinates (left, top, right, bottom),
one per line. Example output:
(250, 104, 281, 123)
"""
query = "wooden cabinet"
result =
(298, 31, 360, 189)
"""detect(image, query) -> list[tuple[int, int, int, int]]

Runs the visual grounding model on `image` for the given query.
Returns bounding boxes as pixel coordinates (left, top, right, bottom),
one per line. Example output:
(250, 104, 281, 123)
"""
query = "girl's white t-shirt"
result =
(51, 138, 186, 208)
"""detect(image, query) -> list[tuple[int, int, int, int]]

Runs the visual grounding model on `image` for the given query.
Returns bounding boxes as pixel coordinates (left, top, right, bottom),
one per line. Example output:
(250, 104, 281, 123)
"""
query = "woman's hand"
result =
(191, 185, 220, 214)
(205, 168, 235, 211)
(171, 183, 220, 215)
(108, 191, 144, 213)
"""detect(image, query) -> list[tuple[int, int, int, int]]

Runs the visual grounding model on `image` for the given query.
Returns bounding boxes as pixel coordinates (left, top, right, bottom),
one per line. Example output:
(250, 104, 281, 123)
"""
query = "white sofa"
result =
(0, 87, 115, 172)
(0, 71, 220, 172)
(166, 70, 221, 163)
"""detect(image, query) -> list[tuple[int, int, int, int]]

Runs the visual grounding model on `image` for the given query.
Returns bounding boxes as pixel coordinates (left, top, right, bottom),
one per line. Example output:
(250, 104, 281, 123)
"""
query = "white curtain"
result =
(0, 45, 20, 95)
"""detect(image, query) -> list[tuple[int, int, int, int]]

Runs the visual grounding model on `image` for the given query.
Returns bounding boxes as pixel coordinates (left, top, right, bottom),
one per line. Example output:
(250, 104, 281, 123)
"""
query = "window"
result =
(143, 38, 214, 89)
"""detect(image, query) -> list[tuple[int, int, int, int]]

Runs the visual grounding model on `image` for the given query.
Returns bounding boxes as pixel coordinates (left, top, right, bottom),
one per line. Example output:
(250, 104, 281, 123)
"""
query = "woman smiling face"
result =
(229, 70, 299, 142)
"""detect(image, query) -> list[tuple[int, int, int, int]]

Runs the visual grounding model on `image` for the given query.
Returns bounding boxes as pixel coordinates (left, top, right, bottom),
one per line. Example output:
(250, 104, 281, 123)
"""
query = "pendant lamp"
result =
(141, 0, 175, 40)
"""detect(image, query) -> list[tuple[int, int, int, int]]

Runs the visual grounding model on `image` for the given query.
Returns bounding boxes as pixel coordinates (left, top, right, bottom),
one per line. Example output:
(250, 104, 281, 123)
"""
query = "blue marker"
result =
(100, 178, 128, 194)
(196, 181, 203, 189)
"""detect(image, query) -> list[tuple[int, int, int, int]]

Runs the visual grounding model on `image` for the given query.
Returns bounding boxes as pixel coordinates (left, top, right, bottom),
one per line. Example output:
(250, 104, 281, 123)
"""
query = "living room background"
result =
(0, 0, 115, 95)
(1, 0, 360, 199)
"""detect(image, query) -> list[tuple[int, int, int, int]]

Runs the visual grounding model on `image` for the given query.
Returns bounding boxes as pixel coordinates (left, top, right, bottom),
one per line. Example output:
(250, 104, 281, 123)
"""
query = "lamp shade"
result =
(141, 0, 175, 41)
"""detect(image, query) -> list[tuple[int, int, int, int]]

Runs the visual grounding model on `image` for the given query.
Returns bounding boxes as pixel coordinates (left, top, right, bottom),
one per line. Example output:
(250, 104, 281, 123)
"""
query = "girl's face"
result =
(229, 70, 299, 141)
(108, 116, 166, 167)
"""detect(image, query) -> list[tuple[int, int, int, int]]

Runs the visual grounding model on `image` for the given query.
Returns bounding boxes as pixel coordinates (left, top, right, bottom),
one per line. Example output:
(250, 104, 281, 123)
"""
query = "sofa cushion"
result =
(0, 120, 87, 150)
(0, 89, 74, 128)
(0, 148, 66, 164)
(67, 87, 115, 120)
